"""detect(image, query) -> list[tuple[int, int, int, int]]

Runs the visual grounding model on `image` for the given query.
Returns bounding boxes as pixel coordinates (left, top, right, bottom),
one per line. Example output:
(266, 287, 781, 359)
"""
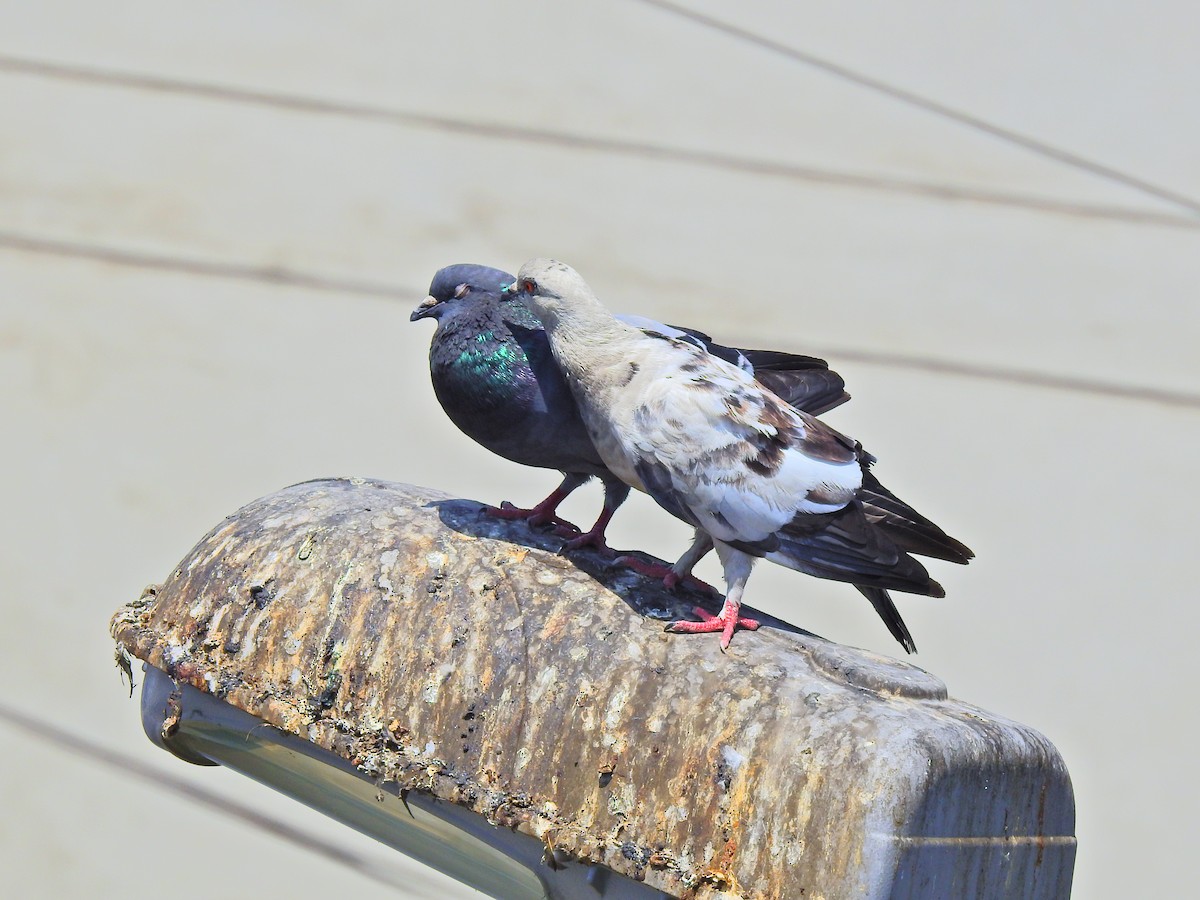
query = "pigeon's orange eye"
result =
(521, 279, 536, 294)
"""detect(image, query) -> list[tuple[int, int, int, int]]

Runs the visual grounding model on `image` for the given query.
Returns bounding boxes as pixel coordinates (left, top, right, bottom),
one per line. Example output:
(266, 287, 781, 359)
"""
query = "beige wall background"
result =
(2, 2, 1197, 897)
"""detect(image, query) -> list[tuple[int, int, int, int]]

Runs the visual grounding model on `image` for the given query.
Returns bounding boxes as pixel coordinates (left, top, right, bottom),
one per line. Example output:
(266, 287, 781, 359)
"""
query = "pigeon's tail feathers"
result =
(859, 471, 974, 564)
(855, 586, 917, 654)
(770, 504, 946, 598)
(769, 532, 945, 598)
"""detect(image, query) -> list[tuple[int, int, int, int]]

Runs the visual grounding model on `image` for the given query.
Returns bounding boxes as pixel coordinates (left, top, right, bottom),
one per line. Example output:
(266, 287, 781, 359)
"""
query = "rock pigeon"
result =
(411, 263, 849, 558)
(505, 258, 973, 651)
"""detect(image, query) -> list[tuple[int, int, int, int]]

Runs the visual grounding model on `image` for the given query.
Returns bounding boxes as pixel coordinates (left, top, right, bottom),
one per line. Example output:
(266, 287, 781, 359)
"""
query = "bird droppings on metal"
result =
(163, 643, 186, 666)
(568, 645, 590, 662)
(110, 479, 1074, 899)
(297, 532, 317, 561)
(720, 745, 746, 775)
(559, 579, 590, 598)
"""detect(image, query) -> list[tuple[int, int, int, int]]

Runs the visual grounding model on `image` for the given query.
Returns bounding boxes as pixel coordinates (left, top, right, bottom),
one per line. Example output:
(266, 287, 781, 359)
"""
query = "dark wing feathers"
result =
(753, 368, 850, 418)
(736, 348, 830, 370)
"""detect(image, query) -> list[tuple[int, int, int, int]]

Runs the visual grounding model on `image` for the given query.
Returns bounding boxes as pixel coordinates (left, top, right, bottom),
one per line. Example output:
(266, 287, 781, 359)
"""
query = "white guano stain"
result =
(378, 549, 400, 596)
(533, 666, 559, 703)
(720, 744, 746, 772)
(422, 662, 455, 703)
(514, 747, 531, 776)
(602, 686, 630, 750)
(559, 580, 589, 597)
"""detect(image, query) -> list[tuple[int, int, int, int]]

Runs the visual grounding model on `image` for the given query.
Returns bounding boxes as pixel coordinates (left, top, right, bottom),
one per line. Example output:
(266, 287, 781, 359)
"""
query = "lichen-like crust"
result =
(111, 478, 1071, 899)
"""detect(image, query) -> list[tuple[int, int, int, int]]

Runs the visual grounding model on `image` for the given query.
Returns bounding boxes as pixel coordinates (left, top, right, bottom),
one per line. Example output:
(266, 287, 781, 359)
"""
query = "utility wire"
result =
(0, 54, 1196, 229)
(816, 345, 1200, 411)
(0, 700, 438, 895)
(632, 0, 1200, 219)
(0, 228, 409, 300)
(4, 229, 1197, 411)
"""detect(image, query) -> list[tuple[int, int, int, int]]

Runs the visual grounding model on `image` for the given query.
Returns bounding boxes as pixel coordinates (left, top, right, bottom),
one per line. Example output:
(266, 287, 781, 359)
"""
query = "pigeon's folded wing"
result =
(616, 314, 851, 417)
(614, 347, 862, 547)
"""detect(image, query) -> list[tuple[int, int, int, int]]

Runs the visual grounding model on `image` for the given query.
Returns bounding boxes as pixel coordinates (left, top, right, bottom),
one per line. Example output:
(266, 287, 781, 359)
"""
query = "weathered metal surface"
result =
(136, 666, 667, 898)
(110, 477, 1075, 899)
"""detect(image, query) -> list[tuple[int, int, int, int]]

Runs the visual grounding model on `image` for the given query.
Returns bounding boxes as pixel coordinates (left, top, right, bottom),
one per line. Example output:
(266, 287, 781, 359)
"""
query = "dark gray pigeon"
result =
(410, 262, 849, 556)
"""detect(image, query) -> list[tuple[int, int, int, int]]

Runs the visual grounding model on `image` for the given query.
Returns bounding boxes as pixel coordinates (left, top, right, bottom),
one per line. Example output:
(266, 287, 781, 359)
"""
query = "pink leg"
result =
(561, 506, 618, 557)
(611, 555, 719, 594)
(559, 478, 631, 557)
(484, 476, 584, 537)
(612, 530, 718, 593)
(666, 543, 759, 650)
(666, 600, 761, 650)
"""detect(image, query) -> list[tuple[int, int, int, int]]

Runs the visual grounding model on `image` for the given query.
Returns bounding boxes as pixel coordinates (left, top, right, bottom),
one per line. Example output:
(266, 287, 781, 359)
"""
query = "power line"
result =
(632, 0, 1200, 219)
(4, 229, 1197, 411)
(0, 700, 431, 895)
(817, 345, 1200, 411)
(1, 54, 1197, 229)
(0, 229, 410, 299)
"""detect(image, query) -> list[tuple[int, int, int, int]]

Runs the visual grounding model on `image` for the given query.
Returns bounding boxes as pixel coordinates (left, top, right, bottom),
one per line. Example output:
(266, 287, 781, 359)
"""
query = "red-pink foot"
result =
(666, 605, 761, 650)
(612, 556, 718, 594)
(560, 529, 618, 559)
(484, 501, 581, 537)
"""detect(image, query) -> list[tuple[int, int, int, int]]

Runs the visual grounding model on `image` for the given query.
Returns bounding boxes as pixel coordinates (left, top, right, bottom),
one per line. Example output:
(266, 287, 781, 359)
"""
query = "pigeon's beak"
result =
(498, 281, 517, 302)
(409, 295, 440, 322)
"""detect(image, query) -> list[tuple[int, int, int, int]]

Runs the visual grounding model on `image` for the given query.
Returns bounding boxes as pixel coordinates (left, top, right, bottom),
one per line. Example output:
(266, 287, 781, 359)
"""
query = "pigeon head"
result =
(506, 258, 606, 329)
(410, 263, 515, 323)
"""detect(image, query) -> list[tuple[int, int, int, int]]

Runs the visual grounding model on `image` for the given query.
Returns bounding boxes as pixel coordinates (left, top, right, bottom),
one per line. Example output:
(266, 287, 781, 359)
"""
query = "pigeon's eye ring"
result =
(453, 283, 470, 299)
(520, 279, 536, 294)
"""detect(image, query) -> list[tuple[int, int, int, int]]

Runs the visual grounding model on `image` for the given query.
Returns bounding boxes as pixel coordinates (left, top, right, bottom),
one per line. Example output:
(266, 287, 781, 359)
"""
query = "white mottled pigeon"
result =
(505, 259, 972, 650)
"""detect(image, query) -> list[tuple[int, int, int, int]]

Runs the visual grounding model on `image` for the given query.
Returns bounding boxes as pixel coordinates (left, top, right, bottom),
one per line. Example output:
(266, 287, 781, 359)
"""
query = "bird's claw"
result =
(666, 605, 760, 650)
(483, 502, 582, 535)
(559, 530, 618, 559)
